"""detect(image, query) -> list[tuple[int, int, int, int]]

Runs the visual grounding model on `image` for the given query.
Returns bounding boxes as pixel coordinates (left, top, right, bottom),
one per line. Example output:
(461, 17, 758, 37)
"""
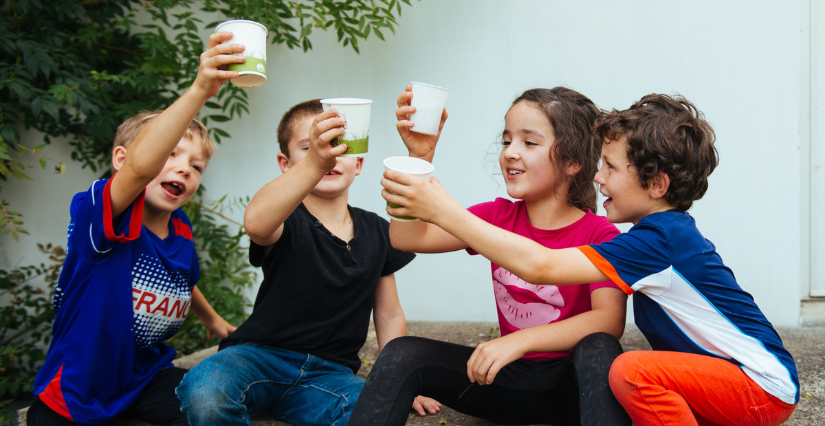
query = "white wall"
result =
(2, 0, 803, 325)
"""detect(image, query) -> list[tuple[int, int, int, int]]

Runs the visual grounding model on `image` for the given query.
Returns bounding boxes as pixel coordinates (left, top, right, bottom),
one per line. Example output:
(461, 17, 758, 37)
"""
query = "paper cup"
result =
(320, 98, 372, 157)
(383, 156, 434, 222)
(215, 20, 268, 88)
(410, 81, 451, 135)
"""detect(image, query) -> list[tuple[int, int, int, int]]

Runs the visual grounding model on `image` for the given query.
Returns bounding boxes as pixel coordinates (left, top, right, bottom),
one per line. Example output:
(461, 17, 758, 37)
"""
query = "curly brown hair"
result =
(277, 99, 323, 158)
(510, 88, 603, 213)
(593, 94, 718, 211)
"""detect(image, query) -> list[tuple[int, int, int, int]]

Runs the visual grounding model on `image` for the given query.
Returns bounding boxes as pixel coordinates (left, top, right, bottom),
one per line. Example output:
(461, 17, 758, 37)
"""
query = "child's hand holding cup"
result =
(320, 98, 372, 157)
(383, 156, 434, 222)
(215, 20, 268, 88)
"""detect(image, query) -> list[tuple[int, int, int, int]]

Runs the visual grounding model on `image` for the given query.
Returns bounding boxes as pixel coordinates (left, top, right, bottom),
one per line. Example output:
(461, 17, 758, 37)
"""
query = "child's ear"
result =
(277, 152, 291, 173)
(354, 156, 364, 176)
(564, 161, 582, 177)
(111, 146, 127, 172)
(648, 172, 671, 199)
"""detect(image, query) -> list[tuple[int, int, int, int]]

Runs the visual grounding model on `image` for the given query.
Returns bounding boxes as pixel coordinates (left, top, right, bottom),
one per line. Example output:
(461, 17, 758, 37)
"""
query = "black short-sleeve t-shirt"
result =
(220, 203, 415, 373)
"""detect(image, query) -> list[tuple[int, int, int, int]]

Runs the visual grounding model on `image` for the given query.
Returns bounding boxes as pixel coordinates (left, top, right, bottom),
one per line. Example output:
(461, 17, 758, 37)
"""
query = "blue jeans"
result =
(175, 343, 364, 426)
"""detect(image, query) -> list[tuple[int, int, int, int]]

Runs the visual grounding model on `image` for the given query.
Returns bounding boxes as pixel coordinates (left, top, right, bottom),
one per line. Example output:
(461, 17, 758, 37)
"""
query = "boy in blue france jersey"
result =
(380, 94, 798, 426)
(175, 100, 441, 426)
(27, 31, 245, 426)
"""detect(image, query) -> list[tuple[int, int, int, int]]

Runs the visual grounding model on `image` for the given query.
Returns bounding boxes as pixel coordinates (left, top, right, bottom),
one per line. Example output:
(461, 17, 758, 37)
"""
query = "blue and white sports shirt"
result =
(579, 210, 799, 405)
(33, 177, 199, 424)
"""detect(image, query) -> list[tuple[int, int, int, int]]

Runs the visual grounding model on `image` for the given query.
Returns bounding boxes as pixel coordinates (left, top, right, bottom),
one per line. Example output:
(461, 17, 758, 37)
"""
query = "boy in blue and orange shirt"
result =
(379, 94, 798, 426)
(27, 31, 245, 426)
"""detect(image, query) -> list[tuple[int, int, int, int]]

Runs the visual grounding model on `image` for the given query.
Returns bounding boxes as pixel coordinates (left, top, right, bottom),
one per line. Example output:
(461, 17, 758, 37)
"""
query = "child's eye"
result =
(501, 140, 511, 146)
(192, 165, 202, 172)
(526, 141, 538, 146)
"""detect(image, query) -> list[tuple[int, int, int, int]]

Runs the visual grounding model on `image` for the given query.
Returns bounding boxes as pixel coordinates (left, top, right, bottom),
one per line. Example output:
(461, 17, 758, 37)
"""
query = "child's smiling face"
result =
(499, 101, 562, 202)
(594, 137, 657, 224)
(143, 136, 206, 214)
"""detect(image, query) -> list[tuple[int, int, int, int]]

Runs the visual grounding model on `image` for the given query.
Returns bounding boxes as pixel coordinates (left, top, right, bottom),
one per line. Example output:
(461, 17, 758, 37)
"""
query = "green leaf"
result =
(39, 158, 46, 170)
(32, 144, 47, 153)
(207, 115, 230, 123)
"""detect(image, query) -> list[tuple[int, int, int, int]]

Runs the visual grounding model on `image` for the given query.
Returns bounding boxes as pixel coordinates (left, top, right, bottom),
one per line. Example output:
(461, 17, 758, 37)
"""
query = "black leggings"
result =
(347, 333, 630, 426)
(26, 367, 189, 426)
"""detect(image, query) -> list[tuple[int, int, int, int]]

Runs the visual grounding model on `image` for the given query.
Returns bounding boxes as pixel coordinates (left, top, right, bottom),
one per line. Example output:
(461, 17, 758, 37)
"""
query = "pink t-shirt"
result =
(467, 198, 621, 361)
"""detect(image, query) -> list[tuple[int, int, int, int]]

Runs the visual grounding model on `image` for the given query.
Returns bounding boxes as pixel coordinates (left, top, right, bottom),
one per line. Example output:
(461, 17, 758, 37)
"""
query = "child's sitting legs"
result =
(176, 344, 364, 426)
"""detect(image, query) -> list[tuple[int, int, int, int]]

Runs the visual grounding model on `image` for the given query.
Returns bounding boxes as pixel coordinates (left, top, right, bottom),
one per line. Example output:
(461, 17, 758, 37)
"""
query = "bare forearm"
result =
(375, 311, 407, 352)
(433, 204, 557, 283)
(189, 286, 220, 323)
(244, 160, 327, 244)
(511, 311, 626, 354)
(124, 87, 211, 181)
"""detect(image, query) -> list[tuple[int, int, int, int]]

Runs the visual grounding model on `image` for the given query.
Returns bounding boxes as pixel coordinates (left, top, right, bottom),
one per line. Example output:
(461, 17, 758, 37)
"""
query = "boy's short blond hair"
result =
(113, 110, 217, 161)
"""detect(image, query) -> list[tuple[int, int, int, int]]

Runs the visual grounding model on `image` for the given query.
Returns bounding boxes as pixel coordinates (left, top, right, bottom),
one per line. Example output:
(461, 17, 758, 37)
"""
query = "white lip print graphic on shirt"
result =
(493, 268, 565, 329)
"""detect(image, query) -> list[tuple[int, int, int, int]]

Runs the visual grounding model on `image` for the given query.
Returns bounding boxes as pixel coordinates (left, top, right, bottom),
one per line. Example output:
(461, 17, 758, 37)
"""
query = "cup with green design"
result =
(383, 156, 434, 222)
(215, 20, 268, 88)
(320, 98, 372, 157)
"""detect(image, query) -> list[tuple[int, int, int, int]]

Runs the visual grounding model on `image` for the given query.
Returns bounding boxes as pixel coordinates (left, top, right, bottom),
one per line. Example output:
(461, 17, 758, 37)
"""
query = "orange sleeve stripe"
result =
(39, 364, 73, 421)
(577, 245, 633, 295)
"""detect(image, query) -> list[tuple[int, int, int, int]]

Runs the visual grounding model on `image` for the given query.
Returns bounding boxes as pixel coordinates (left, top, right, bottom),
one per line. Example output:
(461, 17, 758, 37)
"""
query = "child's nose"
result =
(593, 168, 605, 184)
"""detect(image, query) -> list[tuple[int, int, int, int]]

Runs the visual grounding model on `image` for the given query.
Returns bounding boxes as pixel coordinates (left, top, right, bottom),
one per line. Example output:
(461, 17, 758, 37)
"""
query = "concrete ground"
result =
(18, 323, 825, 425)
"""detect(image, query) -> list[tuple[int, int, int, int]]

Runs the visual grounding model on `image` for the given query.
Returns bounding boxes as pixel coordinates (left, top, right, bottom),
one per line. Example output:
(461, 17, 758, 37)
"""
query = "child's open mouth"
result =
(325, 171, 342, 176)
(161, 181, 185, 196)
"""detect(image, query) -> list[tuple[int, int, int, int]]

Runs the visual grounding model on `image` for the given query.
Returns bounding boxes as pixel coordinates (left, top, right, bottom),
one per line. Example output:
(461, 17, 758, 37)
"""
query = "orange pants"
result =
(609, 351, 796, 426)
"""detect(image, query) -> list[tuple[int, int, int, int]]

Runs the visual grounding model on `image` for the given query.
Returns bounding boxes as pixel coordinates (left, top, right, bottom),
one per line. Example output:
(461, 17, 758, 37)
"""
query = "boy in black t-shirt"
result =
(176, 100, 441, 426)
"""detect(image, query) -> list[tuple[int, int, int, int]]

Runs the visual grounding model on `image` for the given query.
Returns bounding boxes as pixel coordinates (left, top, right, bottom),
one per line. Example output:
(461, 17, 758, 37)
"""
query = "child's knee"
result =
(574, 332, 622, 358)
(608, 351, 641, 394)
(176, 364, 233, 409)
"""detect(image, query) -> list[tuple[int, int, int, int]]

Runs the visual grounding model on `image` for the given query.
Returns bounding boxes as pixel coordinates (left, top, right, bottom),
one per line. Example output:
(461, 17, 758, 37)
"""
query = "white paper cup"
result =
(410, 81, 451, 135)
(320, 98, 372, 157)
(383, 156, 434, 222)
(215, 20, 268, 88)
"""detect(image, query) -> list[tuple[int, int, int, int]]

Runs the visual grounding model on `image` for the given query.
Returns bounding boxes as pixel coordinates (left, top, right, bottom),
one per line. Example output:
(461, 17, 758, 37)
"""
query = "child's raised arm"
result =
(389, 86, 464, 253)
(243, 110, 347, 247)
(382, 171, 609, 286)
(109, 32, 244, 219)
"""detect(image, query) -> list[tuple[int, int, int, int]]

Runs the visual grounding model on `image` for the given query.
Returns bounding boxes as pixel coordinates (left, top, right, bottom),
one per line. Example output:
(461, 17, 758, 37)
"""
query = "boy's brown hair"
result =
(277, 99, 323, 158)
(113, 110, 216, 163)
(510, 87, 603, 213)
(593, 94, 718, 211)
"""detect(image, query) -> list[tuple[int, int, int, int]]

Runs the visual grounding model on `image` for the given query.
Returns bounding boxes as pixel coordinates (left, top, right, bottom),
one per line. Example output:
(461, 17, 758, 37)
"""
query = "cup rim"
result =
(320, 98, 373, 105)
(411, 81, 451, 92)
(383, 156, 434, 175)
(215, 20, 269, 34)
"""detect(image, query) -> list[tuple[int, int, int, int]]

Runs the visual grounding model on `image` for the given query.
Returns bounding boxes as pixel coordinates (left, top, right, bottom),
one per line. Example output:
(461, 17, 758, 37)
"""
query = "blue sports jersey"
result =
(578, 210, 799, 405)
(32, 178, 199, 424)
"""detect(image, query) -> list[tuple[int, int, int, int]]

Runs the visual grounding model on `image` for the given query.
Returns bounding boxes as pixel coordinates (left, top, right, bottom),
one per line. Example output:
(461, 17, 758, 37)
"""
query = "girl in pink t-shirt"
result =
(348, 87, 631, 426)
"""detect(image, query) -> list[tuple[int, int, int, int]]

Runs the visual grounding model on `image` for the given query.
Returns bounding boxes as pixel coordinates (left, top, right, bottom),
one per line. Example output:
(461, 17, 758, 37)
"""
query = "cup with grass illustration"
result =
(320, 98, 372, 157)
(383, 156, 434, 222)
(215, 20, 268, 88)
